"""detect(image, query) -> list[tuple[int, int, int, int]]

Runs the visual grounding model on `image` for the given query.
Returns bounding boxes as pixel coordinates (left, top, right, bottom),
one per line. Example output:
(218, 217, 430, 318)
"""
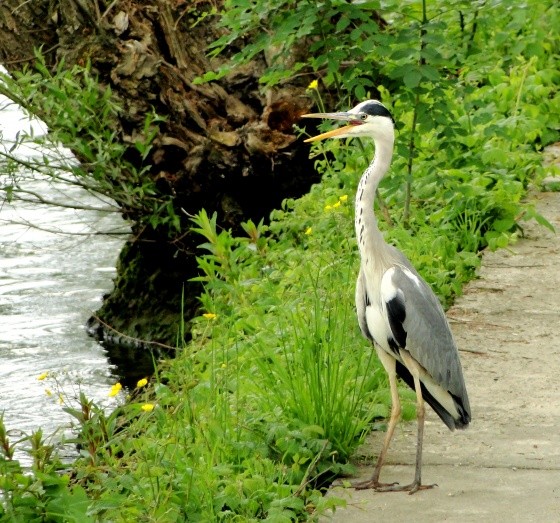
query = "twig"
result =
(100, 0, 119, 19)
(458, 347, 487, 355)
(376, 189, 394, 228)
(0, 218, 129, 236)
(2, 44, 60, 65)
(293, 439, 330, 498)
(8, 189, 120, 212)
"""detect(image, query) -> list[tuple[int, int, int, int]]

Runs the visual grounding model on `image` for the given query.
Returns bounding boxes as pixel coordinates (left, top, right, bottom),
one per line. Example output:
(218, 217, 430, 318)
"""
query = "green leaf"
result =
(420, 64, 441, 82)
(403, 68, 422, 88)
(492, 218, 515, 232)
(390, 48, 414, 61)
(45, 485, 93, 523)
(335, 16, 351, 32)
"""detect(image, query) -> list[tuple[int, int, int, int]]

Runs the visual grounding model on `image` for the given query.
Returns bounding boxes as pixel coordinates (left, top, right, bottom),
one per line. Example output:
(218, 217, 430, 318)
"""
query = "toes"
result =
(408, 482, 437, 495)
(352, 479, 436, 493)
(352, 480, 375, 490)
(352, 481, 400, 491)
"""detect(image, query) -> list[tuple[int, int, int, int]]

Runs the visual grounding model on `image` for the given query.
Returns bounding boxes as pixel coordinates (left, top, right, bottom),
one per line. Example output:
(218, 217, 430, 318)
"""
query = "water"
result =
(0, 83, 128, 456)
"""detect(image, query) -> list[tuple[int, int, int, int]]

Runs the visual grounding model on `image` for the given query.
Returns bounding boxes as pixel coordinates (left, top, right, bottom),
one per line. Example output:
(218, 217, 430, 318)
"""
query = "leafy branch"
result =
(0, 51, 174, 237)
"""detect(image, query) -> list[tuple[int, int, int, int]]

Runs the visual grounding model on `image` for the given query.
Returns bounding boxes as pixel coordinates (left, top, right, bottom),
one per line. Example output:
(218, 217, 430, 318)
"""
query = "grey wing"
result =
(386, 264, 470, 414)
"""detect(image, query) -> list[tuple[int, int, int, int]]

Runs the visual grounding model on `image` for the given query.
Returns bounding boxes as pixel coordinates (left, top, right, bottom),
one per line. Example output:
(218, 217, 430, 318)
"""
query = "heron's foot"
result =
(352, 478, 437, 494)
(352, 478, 399, 490)
(377, 480, 437, 495)
(408, 481, 437, 495)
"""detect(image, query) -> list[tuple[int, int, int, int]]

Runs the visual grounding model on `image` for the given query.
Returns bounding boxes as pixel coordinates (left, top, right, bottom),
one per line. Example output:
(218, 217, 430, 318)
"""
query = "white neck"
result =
(354, 135, 394, 265)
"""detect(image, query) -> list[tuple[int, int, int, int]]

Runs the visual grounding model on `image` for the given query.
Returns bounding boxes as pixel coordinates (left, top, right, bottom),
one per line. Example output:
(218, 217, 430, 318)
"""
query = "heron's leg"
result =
(353, 349, 400, 490)
(405, 374, 436, 494)
(376, 354, 437, 494)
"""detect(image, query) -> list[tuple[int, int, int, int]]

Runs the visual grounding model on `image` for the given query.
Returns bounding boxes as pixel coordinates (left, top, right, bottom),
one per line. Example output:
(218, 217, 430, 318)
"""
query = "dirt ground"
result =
(322, 147, 560, 522)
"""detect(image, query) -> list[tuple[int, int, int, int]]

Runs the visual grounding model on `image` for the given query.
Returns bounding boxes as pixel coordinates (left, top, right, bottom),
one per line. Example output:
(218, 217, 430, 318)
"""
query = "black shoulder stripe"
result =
(386, 295, 407, 348)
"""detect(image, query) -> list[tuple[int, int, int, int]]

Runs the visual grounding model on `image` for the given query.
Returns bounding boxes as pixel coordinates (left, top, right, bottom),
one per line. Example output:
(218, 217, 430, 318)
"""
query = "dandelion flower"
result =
(307, 79, 319, 90)
(305, 227, 313, 235)
(339, 195, 348, 202)
(203, 312, 217, 320)
(141, 403, 155, 412)
(324, 204, 332, 212)
(333, 201, 341, 209)
(37, 372, 49, 381)
(108, 382, 122, 397)
(136, 378, 148, 388)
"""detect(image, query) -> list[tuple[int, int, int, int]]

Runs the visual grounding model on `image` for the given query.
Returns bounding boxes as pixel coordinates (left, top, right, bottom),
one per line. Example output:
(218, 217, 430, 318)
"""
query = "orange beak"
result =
(303, 125, 358, 143)
(300, 111, 361, 142)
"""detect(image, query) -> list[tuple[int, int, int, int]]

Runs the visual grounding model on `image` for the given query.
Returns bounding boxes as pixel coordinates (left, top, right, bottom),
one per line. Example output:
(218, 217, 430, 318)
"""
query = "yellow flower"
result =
(141, 403, 155, 412)
(202, 312, 217, 320)
(108, 382, 122, 397)
(324, 204, 332, 211)
(45, 388, 52, 397)
(37, 372, 49, 381)
(307, 79, 319, 90)
(136, 378, 148, 388)
(339, 195, 348, 202)
(305, 227, 313, 235)
(58, 394, 64, 405)
(332, 201, 341, 209)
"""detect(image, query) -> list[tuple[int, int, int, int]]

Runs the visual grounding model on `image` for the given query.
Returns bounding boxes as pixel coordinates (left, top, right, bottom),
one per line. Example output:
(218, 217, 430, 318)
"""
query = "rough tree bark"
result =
(0, 0, 320, 368)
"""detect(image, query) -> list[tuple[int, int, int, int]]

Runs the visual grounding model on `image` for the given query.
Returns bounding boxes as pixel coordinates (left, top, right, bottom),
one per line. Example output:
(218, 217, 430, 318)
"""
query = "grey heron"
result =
(302, 100, 471, 494)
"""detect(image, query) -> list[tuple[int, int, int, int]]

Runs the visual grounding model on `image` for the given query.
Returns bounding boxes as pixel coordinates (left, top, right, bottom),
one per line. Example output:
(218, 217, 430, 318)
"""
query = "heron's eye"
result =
(359, 114, 368, 121)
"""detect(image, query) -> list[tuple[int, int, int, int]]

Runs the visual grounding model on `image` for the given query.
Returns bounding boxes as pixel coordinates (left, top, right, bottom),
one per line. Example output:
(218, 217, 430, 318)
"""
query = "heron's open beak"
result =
(301, 112, 361, 143)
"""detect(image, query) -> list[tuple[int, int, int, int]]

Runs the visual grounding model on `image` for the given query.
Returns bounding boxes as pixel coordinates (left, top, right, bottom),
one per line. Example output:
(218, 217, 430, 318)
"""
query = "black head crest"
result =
(359, 101, 394, 123)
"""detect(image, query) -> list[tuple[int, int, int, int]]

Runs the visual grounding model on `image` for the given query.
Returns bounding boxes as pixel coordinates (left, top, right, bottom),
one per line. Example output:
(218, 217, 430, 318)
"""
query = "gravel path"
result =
(322, 149, 560, 522)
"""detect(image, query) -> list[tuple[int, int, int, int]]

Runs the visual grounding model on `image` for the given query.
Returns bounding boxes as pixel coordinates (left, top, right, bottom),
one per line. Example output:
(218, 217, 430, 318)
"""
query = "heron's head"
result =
(302, 100, 394, 143)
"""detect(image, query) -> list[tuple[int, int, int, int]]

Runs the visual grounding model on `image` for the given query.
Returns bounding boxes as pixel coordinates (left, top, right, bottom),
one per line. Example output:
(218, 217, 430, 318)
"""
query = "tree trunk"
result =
(0, 0, 319, 362)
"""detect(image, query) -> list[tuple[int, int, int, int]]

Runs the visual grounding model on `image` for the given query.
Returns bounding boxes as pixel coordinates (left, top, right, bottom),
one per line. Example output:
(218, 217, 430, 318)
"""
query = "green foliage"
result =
(204, 0, 559, 302)
(190, 208, 387, 461)
(0, 414, 93, 522)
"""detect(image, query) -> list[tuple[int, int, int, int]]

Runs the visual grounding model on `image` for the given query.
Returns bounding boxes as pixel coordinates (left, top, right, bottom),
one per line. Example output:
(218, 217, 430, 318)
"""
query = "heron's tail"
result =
(396, 360, 470, 430)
